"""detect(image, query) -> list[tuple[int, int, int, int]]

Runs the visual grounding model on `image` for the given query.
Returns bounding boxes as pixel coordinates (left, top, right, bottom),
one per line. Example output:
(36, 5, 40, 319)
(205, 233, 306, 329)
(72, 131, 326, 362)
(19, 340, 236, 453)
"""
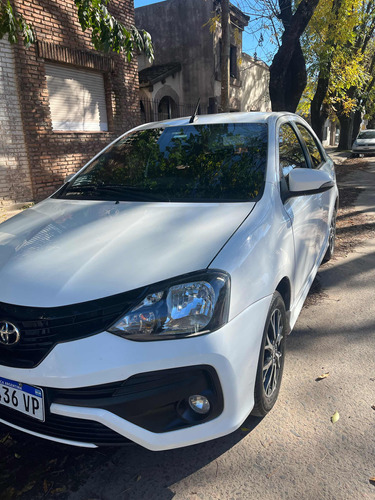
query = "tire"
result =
(322, 209, 337, 263)
(252, 292, 286, 417)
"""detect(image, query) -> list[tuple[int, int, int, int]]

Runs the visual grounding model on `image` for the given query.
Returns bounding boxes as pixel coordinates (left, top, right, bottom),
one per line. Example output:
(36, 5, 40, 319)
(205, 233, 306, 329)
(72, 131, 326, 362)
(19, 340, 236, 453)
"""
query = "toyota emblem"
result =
(0, 322, 21, 346)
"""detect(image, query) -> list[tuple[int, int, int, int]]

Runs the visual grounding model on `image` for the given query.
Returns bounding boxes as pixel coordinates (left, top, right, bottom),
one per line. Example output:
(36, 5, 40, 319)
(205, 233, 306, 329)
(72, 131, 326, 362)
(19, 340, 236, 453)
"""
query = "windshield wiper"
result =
(61, 184, 100, 196)
(63, 184, 170, 202)
(100, 186, 171, 202)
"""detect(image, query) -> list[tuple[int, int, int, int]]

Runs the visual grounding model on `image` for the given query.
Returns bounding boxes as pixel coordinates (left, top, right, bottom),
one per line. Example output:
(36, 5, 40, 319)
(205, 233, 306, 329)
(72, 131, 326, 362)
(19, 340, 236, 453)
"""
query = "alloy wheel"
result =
(262, 308, 284, 397)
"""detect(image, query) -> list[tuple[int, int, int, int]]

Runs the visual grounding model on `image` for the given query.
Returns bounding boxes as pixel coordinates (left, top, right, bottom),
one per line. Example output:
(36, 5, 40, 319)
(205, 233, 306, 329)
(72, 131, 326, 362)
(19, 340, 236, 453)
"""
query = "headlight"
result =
(108, 270, 230, 340)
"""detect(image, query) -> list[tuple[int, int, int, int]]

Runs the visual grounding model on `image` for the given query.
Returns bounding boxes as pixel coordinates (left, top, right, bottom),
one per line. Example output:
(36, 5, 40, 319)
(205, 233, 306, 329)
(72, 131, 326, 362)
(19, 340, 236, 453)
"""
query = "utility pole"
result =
(220, 0, 230, 112)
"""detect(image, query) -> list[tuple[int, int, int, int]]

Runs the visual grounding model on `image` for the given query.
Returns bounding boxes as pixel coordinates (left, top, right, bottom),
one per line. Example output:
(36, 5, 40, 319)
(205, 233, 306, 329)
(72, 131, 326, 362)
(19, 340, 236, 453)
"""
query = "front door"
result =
(278, 121, 322, 304)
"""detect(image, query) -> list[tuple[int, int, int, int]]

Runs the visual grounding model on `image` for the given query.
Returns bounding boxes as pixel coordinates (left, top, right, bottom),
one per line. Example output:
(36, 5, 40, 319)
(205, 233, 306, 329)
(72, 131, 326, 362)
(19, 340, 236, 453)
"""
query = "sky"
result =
(133, 0, 276, 64)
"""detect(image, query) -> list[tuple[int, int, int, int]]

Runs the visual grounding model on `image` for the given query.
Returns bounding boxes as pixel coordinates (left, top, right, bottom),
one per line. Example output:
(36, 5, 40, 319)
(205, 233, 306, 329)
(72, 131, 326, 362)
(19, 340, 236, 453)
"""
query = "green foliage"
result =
(0, 0, 35, 47)
(0, 0, 153, 62)
(302, 0, 375, 116)
(74, 0, 153, 61)
(203, 13, 220, 34)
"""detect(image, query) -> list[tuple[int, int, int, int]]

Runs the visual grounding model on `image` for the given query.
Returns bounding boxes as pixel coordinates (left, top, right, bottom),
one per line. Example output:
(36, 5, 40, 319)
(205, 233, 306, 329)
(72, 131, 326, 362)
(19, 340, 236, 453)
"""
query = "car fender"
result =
(209, 182, 295, 321)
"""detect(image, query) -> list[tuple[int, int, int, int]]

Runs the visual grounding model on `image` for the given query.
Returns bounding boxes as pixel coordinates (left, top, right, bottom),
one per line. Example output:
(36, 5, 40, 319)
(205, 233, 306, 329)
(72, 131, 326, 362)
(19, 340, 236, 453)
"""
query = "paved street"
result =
(1, 158, 375, 500)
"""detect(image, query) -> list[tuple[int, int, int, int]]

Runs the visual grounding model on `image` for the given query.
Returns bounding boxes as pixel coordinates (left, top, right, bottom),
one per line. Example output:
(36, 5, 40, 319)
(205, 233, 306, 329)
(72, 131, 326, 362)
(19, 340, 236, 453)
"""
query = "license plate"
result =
(0, 377, 44, 421)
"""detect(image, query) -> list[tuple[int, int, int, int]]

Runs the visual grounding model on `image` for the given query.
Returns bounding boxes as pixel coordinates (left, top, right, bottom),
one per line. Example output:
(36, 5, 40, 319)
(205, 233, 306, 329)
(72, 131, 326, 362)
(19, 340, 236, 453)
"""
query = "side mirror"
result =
(287, 168, 334, 198)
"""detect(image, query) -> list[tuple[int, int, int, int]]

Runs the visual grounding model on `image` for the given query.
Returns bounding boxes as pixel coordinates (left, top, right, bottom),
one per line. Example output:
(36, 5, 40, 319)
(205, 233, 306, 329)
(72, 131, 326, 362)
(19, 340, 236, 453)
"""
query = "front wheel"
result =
(252, 292, 286, 417)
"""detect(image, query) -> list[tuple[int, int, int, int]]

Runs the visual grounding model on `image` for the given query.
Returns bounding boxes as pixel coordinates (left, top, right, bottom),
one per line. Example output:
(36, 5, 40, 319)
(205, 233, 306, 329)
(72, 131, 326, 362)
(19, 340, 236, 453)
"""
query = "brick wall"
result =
(0, 38, 33, 205)
(10, 0, 140, 202)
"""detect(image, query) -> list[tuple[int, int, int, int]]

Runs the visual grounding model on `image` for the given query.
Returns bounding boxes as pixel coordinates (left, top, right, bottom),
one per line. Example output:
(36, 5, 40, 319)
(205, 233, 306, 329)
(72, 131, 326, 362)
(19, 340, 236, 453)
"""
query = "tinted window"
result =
(297, 124, 323, 168)
(56, 123, 268, 202)
(279, 123, 308, 177)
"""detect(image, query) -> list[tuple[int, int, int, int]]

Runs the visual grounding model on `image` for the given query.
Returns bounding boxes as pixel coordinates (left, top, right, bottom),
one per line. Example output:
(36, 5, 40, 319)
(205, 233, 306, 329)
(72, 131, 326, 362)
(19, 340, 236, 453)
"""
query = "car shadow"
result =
(0, 414, 263, 499)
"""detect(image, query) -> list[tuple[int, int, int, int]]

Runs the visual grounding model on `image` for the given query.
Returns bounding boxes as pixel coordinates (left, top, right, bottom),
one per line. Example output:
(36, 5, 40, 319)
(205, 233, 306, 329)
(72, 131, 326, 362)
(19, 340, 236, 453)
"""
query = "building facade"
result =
(135, 0, 270, 121)
(0, 0, 139, 204)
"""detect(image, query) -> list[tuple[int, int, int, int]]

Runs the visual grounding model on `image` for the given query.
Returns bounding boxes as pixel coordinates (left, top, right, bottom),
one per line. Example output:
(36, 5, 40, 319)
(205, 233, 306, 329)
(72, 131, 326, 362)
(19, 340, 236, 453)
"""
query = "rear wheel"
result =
(323, 209, 337, 263)
(252, 292, 286, 417)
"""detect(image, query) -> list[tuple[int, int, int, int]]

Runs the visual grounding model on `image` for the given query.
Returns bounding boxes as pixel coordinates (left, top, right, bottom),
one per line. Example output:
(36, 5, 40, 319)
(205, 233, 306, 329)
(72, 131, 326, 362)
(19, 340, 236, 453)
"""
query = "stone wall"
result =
(136, 0, 215, 114)
(239, 54, 271, 112)
(6, 0, 139, 202)
(136, 0, 269, 114)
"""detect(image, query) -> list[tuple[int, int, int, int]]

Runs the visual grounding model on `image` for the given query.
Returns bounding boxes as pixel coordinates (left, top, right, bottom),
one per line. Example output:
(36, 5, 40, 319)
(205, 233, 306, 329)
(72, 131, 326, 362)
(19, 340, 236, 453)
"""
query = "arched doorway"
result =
(158, 96, 177, 120)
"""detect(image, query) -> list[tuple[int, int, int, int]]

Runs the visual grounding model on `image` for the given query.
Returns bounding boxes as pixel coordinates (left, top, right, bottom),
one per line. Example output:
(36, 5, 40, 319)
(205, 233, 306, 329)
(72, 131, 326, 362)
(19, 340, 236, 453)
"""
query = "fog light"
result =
(188, 395, 210, 415)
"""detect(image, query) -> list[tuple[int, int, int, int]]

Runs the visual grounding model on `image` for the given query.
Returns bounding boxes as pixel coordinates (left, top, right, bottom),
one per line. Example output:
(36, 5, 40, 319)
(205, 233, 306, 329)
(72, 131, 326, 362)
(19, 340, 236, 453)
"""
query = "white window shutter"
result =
(45, 63, 108, 132)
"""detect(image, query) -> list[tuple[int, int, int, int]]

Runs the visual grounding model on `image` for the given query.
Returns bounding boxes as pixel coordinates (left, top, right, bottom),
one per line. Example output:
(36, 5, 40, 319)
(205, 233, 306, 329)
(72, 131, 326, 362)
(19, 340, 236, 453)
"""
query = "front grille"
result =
(0, 404, 131, 446)
(0, 287, 146, 368)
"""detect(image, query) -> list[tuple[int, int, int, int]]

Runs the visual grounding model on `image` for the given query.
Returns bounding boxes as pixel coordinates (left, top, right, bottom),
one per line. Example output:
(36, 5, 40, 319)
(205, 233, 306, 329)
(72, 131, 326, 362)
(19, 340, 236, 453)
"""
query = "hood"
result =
(0, 199, 254, 307)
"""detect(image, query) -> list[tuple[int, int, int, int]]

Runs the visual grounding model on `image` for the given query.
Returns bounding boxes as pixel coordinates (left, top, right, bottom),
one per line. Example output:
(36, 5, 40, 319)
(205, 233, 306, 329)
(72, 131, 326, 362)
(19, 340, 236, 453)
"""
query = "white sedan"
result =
(0, 112, 338, 450)
(352, 129, 375, 156)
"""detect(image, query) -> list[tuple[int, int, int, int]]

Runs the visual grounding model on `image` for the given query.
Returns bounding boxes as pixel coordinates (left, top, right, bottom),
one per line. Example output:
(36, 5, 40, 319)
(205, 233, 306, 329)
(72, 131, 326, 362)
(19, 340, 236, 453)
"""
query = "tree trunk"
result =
(338, 113, 354, 150)
(269, 40, 307, 112)
(269, 0, 319, 112)
(352, 109, 362, 142)
(310, 0, 343, 139)
(285, 40, 307, 111)
(220, 0, 230, 112)
(311, 71, 330, 140)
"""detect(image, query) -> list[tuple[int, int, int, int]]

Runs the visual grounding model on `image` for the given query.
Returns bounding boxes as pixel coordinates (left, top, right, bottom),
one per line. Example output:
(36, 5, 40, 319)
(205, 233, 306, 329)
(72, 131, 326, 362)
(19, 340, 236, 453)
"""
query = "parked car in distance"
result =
(352, 129, 375, 157)
(0, 112, 338, 451)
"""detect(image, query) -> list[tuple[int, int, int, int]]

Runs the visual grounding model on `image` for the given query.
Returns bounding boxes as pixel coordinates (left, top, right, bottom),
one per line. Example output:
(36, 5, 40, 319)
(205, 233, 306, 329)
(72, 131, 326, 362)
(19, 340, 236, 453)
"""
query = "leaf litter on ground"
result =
(331, 411, 340, 423)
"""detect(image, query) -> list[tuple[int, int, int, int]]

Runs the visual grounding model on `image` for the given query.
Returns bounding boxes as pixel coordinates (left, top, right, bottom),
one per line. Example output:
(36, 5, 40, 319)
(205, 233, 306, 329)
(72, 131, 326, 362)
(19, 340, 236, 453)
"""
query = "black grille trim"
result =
(0, 404, 132, 446)
(49, 366, 224, 433)
(0, 366, 223, 444)
(0, 287, 146, 368)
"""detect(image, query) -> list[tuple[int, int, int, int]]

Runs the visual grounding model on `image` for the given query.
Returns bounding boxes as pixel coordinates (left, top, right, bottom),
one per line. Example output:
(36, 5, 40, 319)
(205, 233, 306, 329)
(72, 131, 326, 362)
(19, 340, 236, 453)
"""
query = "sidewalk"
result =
(325, 147, 351, 165)
(0, 202, 33, 223)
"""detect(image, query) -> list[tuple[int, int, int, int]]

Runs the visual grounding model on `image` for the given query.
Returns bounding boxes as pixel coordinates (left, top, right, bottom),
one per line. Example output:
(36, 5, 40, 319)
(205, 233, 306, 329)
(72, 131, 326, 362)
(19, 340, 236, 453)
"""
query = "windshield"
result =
(357, 130, 375, 139)
(55, 123, 268, 202)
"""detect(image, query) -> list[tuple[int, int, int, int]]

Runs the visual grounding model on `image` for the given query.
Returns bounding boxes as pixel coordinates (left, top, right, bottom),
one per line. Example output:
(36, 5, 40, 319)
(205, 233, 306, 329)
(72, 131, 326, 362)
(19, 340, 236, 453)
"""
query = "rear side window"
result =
(296, 124, 323, 168)
(279, 123, 308, 177)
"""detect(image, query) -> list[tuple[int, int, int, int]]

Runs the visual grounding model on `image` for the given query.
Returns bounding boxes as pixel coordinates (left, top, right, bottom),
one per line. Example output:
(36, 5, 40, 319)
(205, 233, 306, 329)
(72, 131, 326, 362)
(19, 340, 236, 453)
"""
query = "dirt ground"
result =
(0, 156, 374, 499)
(304, 158, 375, 307)
(334, 159, 375, 256)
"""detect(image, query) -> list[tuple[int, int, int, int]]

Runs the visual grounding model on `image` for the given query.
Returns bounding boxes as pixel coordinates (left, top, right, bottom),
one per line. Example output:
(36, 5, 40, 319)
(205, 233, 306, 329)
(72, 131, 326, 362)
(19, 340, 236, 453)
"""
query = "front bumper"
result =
(0, 295, 271, 450)
(352, 145, 375, 154)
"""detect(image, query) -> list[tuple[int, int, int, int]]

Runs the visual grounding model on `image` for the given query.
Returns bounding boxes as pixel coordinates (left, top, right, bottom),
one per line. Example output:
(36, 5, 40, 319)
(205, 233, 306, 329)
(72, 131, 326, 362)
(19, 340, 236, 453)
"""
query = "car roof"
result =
(134, 111, 299, 132)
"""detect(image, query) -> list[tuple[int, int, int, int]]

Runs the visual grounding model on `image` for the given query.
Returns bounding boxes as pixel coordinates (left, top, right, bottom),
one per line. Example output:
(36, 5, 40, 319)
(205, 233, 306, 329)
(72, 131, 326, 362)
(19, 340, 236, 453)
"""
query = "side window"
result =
(279, 123, 308, 177)
(296, 124, 323, 168)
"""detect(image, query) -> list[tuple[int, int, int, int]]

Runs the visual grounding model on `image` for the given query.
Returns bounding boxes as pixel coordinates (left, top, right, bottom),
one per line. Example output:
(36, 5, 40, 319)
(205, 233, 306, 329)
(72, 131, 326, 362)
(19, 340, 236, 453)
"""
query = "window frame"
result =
(277, 119, 312, 202)
(294, 123, 325, 169)
(230, 45, 238, 79)
(276, 117, 330, 203)
(278, 121, 310, 177)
